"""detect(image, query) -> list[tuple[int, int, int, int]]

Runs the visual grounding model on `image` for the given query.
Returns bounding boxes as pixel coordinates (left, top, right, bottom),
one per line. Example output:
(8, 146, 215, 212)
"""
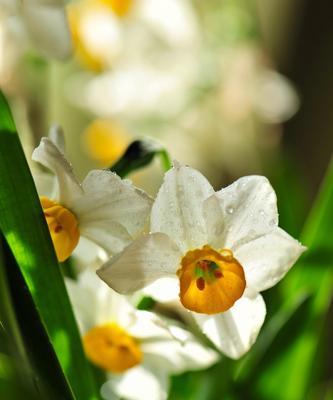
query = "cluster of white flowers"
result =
(0, 0, 72, 59)
(31, 126, 305, 400)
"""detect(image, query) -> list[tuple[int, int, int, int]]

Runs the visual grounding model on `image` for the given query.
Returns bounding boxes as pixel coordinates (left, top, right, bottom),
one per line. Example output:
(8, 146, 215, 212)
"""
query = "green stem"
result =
(159, 149, 172, 171)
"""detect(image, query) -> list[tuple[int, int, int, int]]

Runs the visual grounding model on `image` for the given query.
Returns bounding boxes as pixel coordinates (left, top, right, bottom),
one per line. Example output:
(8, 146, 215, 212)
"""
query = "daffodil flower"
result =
(66, 271, 218, 400)
(0, 0, 72, 59)
(98, 163, 306, 359)
(32, 127, 152, 262)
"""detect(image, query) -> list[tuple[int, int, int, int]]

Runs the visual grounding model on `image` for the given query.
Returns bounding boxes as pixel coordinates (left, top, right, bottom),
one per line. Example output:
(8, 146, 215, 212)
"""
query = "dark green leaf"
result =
(110, 138, 172, 178)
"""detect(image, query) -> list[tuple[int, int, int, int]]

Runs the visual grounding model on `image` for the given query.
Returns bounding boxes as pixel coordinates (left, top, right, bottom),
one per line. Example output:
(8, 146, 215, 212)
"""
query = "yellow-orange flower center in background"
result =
(83, 323, 142, 373)
(100, 0, 134, 17)
(67, 0, 134, 71)
(178, 246, 246, 314)
(40, 197, 80, 262)
(83, 119, 129, 167)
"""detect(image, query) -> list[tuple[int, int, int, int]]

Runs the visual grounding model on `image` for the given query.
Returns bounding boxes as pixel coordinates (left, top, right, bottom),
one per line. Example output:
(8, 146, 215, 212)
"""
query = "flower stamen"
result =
(196, 277, 206, 291)
(178, 245, 246, 314)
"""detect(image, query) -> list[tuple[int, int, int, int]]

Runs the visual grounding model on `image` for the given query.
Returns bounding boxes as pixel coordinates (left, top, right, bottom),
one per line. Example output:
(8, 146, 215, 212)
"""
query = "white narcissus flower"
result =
(98, 163, 306, 359)
(66, 271, 218, 400)
(0, 0, 72, 59)
(32, 126, 152, 262)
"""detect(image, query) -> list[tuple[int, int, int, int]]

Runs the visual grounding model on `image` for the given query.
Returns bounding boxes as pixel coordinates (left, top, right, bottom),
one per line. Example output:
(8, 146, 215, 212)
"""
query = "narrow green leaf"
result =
(251, 158, 333, 400)
(110, 138, 172, 178)
(0, 91, 99, 399)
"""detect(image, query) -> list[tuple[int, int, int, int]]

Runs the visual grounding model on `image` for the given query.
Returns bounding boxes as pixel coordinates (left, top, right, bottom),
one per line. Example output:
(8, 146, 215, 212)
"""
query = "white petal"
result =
(65, 275, 101, 334)
(235, 227, 306, 292)
(143, 277, 180, 303)
(215, 176, 278, 250)
(151, 163, 214, 253)
(202, 194, 226, 249)
(72, 236, 108, 271)
(22, 3, 72, 59)
(127, 310, 168, 339)
(97, 233, 182, 294)
(141, 324, 218, 373)
(139, 0, 200, 48)
(102, 364, 169, 400)
(80, 219, 132, 255)
(32, 137, 83, 205)
(32, 170, 56, 199)
(72, 170, 152, 238)
(48, 124, 65, 153)
(193, 290, 266, 359)
(65, 270, 137, 333)
(125, 310, 218, 372)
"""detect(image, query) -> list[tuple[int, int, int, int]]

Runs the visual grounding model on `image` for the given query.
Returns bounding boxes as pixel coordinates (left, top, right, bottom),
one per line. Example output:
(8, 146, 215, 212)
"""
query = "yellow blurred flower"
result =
(100, 0, 134, 17)
(68, 0, 125, 71)
(83, 119, 130, 167)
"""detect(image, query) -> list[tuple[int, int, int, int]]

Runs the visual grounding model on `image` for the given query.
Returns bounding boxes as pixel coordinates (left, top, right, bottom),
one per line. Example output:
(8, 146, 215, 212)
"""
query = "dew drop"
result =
(226, 206, 234, 214)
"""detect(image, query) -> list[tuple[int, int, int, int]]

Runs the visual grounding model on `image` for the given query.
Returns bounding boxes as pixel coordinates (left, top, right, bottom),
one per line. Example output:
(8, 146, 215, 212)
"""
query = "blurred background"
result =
(1, 0, 332, 203)
(0, 0, 332, 399)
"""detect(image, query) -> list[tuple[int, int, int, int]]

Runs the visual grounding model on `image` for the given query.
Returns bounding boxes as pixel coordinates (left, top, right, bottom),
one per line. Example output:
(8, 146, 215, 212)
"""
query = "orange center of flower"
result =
(178, 246, 246, 315)
(83, 323, 142, 373)
(40, 197, 80, 262)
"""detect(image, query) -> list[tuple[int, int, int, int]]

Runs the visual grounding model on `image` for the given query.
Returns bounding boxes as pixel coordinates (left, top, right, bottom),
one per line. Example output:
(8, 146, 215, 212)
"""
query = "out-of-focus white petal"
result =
(72, 236, 108, 271)
(97, 233, 181, 294)
(215, 175, 278, 250)
(65, 276, 101, 334)
(21, 2, 72, 59)
(127, 310, 176, 340)
(141, 324, 218, 374)
(235, 227, 306, 292)
(151, 163, 214, 253)
(48, 123, 65, 153)
(139, 0, 200, 48)
(102, 363, 169, 400)
(32, 137, 83, 205)
(66, 270, 136, 333)
(80, 219, 132, 255)
(143, 277, 179, 303)
(129, 311, 218, 373)
(83, 66, 193, 118)
(193, 290, 266, 359)
(32, 170, 56, 199)
(78, 5, 121, 67)
(72, 170, 152, 238)
(253, 70, 300, 124)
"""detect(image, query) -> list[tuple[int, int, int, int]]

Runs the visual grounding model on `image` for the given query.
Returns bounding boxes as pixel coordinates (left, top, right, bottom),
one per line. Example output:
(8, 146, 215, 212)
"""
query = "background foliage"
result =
(0, 0, 332, 399)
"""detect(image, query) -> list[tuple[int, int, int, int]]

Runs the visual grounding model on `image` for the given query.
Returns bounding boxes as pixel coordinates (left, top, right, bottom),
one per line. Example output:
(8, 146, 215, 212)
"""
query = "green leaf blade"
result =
(0, 92, 99, 399)
(251, 158, 333, 400)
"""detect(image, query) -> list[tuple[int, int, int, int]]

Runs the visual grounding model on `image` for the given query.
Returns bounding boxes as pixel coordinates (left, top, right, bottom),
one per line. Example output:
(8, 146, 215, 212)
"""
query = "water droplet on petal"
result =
(226, 206, 234, 214)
